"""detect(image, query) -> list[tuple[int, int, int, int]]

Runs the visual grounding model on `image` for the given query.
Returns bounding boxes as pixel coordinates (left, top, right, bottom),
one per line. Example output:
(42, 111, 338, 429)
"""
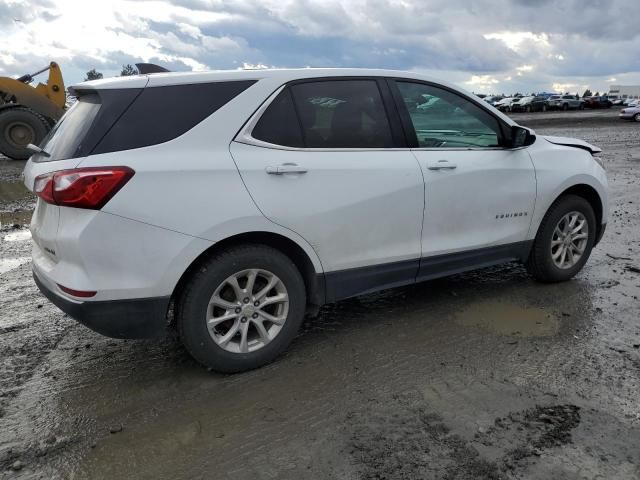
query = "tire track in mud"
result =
(347, 392, 582, 480)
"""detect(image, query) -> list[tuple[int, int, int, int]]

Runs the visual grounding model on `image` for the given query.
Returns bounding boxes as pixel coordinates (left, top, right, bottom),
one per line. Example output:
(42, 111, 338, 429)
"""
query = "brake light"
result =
(34, 167, 134, 209)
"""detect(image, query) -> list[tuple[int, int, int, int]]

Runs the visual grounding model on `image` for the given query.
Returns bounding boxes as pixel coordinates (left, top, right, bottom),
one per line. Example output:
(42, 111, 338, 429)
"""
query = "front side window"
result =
(289, 80, 394, 148)
(396, 81, 503, 148)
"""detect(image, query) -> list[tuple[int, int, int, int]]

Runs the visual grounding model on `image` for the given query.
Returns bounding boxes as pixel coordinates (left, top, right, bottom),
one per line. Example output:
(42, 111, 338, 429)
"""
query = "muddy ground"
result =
(1, 109, 639, 479)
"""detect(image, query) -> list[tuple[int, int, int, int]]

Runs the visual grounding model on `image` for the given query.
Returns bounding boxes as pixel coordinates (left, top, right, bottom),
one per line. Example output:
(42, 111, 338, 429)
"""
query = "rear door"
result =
(231, 78, 425, 300)
(388, 79, 537, 278)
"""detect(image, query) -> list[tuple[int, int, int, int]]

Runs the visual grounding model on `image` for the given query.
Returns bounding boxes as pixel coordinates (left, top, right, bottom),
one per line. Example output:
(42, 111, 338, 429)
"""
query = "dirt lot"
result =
(1, 109, 639, 479)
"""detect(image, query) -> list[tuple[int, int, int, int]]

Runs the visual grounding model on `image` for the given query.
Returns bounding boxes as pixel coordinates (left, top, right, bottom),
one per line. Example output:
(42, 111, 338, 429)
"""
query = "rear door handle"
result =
(427, 160, 457, 170)
(266, 163, 308, 175)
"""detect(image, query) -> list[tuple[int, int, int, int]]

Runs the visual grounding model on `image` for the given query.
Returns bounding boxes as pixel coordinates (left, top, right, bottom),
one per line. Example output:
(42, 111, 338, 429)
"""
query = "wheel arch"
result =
(171, 231, 326, 313)
(542, 183, 604, 244)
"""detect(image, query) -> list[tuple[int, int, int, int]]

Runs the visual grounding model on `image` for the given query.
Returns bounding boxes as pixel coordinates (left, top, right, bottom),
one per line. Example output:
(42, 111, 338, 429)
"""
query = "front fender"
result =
(527, 142, 608, 239)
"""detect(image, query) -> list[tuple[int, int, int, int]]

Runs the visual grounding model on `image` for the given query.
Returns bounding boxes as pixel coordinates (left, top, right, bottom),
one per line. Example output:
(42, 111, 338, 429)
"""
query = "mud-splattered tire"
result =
(177, 244, 306, 373)
(526, 195, 597, 283)
(0, 107, 51, 160)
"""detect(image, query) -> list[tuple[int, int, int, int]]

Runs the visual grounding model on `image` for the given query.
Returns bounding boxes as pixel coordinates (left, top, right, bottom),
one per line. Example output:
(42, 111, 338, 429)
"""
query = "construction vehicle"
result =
(0, 62, 65, 160)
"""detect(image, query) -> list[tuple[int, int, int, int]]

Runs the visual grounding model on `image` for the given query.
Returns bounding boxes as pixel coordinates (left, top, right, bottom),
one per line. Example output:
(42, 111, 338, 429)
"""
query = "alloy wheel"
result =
(550, 211, 589, 269)
(206, 269, 289, 353)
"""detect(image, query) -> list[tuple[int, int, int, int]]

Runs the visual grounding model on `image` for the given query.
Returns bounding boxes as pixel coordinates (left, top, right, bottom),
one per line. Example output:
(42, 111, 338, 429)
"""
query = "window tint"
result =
(93, 80, 256, 155)
(396, 82, 502, 148)
(290, 80, 393, 148)
(252, 88, 303, 147)
(38, 94, 102, 161)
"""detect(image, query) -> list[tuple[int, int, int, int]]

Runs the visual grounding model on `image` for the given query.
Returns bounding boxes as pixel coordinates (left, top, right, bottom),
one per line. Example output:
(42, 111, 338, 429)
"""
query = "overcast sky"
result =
(1, 0, 638, 94)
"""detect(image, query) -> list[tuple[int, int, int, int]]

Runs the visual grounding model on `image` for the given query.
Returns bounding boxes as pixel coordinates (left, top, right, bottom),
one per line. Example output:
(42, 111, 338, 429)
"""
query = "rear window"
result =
(290, 80, 393, 148)
(251, 80, 394, 149)
(252, 88, 304, 148)
(38, 80, 255, 161)
(37, 95, 102, 161)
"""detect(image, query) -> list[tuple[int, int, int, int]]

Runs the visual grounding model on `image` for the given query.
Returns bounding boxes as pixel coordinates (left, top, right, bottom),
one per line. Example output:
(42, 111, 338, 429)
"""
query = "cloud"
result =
(0, 0, 639, 94)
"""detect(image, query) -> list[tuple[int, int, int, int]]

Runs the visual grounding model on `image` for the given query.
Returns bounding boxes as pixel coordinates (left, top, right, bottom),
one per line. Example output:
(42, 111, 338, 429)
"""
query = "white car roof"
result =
(75, 68, 446, 89)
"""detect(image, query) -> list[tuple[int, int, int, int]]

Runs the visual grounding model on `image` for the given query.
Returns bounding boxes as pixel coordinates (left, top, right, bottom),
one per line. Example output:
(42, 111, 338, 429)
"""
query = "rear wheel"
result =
(177, 244, 306, 373)
(634, 113, 640, 122)
(526, 195, 596, 283)
(562, 103, 569, 111)
(0, 107, 51, 160)
(542, 104, 547, 112)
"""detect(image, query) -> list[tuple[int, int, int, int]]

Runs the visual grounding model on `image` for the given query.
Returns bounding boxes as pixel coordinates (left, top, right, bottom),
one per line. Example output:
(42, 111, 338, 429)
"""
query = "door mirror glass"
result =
(511, 125, 535, 148)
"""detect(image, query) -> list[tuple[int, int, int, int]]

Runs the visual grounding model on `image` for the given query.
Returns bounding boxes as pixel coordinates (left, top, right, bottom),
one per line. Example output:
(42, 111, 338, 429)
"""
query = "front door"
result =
(389, 80, 537, 277)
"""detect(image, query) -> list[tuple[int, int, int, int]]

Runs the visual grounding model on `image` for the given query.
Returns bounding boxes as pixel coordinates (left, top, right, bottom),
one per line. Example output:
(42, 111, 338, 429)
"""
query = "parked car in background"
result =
(619, 104, 640, 121)
(612, 98, 624, 106)
(623, 98, 639, 106)
(511, 96, 548, 112)
(496, 97, 520, 112)
(546, 95, 583, 110)
(625, 99, 640, 107)
(484, 95, 504, 106)
(583, 96, 612, 109)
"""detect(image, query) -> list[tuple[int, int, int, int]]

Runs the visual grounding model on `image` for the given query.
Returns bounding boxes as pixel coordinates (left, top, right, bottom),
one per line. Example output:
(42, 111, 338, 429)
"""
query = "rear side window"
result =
(94, 80, 256, 155)
(291, 80, 393, 148)
(252, 88, 304, 147)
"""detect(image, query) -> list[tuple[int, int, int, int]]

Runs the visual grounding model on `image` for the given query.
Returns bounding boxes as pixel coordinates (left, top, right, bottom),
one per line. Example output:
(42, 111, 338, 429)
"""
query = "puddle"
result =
(0, 211, 33, 226)
(0, 179, 29, 202)
(455, 300, 559, 337)
(0, 257, 31, 275)
(3, 229, 32, 242)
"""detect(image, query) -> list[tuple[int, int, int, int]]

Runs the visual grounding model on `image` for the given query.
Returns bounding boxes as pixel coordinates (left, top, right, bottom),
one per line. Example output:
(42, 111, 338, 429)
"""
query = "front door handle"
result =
(266, 163, 308, 175)
(427, 160, 457, 170)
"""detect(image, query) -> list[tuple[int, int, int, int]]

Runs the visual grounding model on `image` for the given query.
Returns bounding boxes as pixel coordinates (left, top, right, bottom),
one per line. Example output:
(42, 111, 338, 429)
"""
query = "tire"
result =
(542, 104, 547, 112)
(634, 113, 640, 122)
(177, 244, 306, 373)
(525, 105, 531, 113)
(0, 107, 51, 160)
(526, 195, 597, 283)
(562, 103, 569, 111)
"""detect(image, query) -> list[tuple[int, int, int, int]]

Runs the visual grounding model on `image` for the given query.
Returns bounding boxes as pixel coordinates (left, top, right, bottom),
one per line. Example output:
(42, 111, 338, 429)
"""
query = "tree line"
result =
(84, 64, 138, 81)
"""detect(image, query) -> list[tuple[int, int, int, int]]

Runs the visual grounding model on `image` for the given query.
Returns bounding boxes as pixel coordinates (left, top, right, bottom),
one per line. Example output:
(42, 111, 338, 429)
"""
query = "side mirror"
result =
(510, 125, 536, 148)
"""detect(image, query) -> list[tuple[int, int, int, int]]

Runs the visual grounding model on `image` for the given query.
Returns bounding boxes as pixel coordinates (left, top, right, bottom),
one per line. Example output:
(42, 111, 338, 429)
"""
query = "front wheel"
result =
(526, 195, 596, 283)
(634, 113, 640, 122)
(177, 245, 306, 373)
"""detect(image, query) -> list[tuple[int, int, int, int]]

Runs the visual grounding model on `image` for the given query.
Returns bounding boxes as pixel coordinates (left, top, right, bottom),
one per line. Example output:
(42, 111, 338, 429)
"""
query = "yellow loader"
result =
(0, 62, 65, 160)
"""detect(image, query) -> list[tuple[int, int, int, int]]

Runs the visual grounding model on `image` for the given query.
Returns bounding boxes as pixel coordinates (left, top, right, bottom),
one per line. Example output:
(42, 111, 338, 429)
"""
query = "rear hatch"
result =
(23, 80, 147, 262)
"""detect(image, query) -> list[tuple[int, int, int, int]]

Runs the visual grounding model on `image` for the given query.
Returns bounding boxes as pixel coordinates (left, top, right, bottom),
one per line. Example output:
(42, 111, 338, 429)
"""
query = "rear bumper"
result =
(34, 270, 170, 339)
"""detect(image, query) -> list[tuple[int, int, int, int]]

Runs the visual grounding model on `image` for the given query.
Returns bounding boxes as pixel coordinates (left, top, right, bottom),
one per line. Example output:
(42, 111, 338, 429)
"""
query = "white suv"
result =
(23, 68, 608, 372)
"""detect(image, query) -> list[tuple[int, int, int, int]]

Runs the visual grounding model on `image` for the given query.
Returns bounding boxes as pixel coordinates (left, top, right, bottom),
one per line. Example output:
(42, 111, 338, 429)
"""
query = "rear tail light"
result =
(57, 284, 97, 298)
(34, 167, 134, 210)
